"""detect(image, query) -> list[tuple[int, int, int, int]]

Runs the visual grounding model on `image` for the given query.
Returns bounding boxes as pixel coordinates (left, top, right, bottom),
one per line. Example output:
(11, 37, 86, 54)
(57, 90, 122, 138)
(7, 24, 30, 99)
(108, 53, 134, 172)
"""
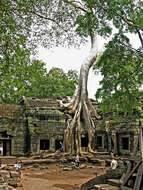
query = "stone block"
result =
(79, 164, 87, 169)
(10, 171, 20, 178)
(63, 167, 73, 171)
(0, 185, 8, 190)
(0, 170, 10, 177)
(8, 178, 19, 187)
(94, 184, 109, 190)
(0, 177, 4, 184)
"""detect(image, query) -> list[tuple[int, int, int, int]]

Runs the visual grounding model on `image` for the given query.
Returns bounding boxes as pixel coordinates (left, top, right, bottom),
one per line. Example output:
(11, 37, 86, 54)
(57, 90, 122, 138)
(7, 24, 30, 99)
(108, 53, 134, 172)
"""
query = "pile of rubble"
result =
(80, 158, 126, 190)
(0, 164, 23, 190)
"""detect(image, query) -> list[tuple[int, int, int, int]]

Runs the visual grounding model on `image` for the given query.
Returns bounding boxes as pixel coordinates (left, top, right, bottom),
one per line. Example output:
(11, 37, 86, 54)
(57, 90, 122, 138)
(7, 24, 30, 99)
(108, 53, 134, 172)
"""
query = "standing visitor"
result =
(111, 156, 118, 170)
(14, 160, 21, 176)
(75, 153, 80, 167)
(59, 141, 63, 152)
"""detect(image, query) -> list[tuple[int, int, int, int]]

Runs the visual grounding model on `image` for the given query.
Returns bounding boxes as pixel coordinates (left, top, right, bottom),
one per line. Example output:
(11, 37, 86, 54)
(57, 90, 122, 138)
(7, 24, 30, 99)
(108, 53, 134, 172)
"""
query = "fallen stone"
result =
(0, 170, 10, 177)
(0, 184, 8, 190)
(79, 164, 87, 169)
(63, 167, 73, 171)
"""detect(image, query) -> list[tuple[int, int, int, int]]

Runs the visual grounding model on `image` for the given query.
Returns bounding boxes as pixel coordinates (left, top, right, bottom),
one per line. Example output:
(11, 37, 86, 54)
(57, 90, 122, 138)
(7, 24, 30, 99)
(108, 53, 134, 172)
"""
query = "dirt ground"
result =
(20, 164, 105, 190)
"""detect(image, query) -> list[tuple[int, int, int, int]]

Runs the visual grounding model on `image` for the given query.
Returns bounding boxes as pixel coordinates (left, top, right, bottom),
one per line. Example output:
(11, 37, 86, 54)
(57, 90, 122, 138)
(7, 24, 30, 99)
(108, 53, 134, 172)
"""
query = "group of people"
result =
(14, 141, 117, 173)
(59, 141, 118, 169)
(59, 141, 80, 167)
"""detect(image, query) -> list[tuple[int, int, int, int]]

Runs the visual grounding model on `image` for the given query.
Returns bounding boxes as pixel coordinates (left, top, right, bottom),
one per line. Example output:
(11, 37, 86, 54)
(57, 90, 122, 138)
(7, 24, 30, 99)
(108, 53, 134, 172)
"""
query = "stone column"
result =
(50, 137, 55, 152)
(112, 131, 118, 155)
(108, 134, 112, 153)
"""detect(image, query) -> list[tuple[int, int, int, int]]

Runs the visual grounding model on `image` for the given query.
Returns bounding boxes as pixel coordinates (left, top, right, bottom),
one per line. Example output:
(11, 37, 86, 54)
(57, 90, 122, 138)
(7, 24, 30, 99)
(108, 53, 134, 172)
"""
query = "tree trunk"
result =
(60, 34, 100, 154)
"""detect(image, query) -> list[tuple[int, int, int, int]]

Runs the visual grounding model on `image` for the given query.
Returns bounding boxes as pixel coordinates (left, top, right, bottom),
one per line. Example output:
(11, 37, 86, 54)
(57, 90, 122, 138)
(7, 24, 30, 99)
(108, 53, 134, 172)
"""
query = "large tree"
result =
(1, 0, 143, 154)
(92, 0, 143, 116)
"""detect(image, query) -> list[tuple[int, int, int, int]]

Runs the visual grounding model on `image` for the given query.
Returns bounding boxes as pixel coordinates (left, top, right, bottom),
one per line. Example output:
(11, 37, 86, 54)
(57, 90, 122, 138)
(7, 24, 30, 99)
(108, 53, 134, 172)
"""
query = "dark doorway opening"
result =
(122, 137, 129, 150)
(2, 132, 8, 138)
(40, 139, 50, 150)
(111, 138, 114, 150)
(3, 140, 11, 156)
(81, 135, 88, 147)
(55, 139, 63, 150)
(97, 136, 102, 147)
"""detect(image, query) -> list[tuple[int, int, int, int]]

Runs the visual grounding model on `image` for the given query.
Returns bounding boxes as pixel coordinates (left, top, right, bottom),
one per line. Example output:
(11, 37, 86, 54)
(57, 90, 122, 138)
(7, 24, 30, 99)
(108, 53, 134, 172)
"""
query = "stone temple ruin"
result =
(0, 96, 141, 157)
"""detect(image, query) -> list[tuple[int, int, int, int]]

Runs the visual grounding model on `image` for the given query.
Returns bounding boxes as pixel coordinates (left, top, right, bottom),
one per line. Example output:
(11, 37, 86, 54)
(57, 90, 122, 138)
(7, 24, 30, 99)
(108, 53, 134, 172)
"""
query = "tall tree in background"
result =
(29, 67, 78, 99)
(1, 0, 143, 153)
(0, 0, 33, 103)
(0, 1, 77, 103)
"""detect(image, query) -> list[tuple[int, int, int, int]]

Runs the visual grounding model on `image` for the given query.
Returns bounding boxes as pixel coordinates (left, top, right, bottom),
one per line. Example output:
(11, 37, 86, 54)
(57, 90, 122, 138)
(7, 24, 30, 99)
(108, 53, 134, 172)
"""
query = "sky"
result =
(37, 36, 105, 98)
(37, 34, 141, 98)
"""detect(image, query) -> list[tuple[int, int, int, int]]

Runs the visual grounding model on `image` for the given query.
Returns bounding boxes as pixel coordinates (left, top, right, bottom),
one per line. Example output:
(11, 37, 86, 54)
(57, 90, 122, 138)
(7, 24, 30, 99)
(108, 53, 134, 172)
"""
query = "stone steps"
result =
(93, 184, 120, 190)
(107, 179, 123, 187)
(90, 178, 122, 189)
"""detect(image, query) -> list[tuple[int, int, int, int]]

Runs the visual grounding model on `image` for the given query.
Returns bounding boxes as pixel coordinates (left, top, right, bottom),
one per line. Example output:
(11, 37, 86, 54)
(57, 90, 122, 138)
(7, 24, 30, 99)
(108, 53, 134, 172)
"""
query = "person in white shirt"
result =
(75, 154, 80, 167)
(111, 156, 118, 170)
(14, 160, 21, 175)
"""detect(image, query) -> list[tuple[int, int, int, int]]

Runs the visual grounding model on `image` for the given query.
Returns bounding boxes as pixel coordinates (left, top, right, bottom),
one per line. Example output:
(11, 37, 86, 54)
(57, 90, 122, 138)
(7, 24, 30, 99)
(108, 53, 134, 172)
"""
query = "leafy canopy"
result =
(1, 0, 143, 114)
(29, 66, 78, 99)
(91, 0, 143, 115)
(95, 33, 143, 115)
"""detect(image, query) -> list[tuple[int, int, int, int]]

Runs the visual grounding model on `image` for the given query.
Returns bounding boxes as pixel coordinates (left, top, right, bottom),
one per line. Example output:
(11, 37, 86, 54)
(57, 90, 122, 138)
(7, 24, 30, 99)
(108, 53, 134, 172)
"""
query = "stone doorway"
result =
(0, 139, 11, 156)
(97, 136, 103, 147)
(55, 139, 63, 151)
(81, 134, 88, 152)
(121, 137, 129, 150)
(40, 139, 50, 150)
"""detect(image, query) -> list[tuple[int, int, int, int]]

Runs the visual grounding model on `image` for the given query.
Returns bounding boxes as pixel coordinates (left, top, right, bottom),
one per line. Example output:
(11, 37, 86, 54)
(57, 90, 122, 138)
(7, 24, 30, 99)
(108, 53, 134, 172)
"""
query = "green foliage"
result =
(91, 0, 143, 115)
(94, 33, 143, 115)
(0, 58, 46, 103)
(0, 0, 34, 103)
(0, 0, 79, 103)
(0, 56, 78, 103)
(29, 67, 78, 99)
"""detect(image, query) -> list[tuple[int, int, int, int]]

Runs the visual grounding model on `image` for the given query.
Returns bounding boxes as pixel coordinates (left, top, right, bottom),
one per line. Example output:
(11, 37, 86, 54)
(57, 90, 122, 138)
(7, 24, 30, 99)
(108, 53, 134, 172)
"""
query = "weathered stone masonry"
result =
(0, 104, 27, 156)
(0, 97, 141, 156)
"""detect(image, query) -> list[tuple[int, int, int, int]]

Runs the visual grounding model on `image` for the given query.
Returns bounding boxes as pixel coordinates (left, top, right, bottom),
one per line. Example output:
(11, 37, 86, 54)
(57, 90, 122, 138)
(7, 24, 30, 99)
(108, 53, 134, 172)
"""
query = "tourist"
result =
(75, 153, 80, 167)
(59, 141, 63, 152)
(14, 160, 21, 176)
(111, 156, 118, 170)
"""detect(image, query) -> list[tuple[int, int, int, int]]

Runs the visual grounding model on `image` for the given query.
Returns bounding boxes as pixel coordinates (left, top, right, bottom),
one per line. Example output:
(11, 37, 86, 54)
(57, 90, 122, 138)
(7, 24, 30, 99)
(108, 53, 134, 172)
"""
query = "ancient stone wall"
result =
(0, 105, 26, 156)
(22, 98, 67, 155)
(0, 97, 141, 156)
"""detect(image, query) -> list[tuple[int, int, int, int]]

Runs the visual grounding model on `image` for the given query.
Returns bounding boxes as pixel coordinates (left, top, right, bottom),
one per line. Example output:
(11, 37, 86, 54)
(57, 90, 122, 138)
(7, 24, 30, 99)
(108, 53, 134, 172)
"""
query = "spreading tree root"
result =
(62, 94, 101, 155)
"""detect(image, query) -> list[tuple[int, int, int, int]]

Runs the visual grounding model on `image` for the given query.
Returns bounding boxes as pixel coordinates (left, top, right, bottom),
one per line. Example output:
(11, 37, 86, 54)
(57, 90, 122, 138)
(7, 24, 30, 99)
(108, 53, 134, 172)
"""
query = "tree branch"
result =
(63, 0, 88, 12)
(29, 11, 68, 33)
(96, 0, 143, 31)
(2, 4, 68, 33)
